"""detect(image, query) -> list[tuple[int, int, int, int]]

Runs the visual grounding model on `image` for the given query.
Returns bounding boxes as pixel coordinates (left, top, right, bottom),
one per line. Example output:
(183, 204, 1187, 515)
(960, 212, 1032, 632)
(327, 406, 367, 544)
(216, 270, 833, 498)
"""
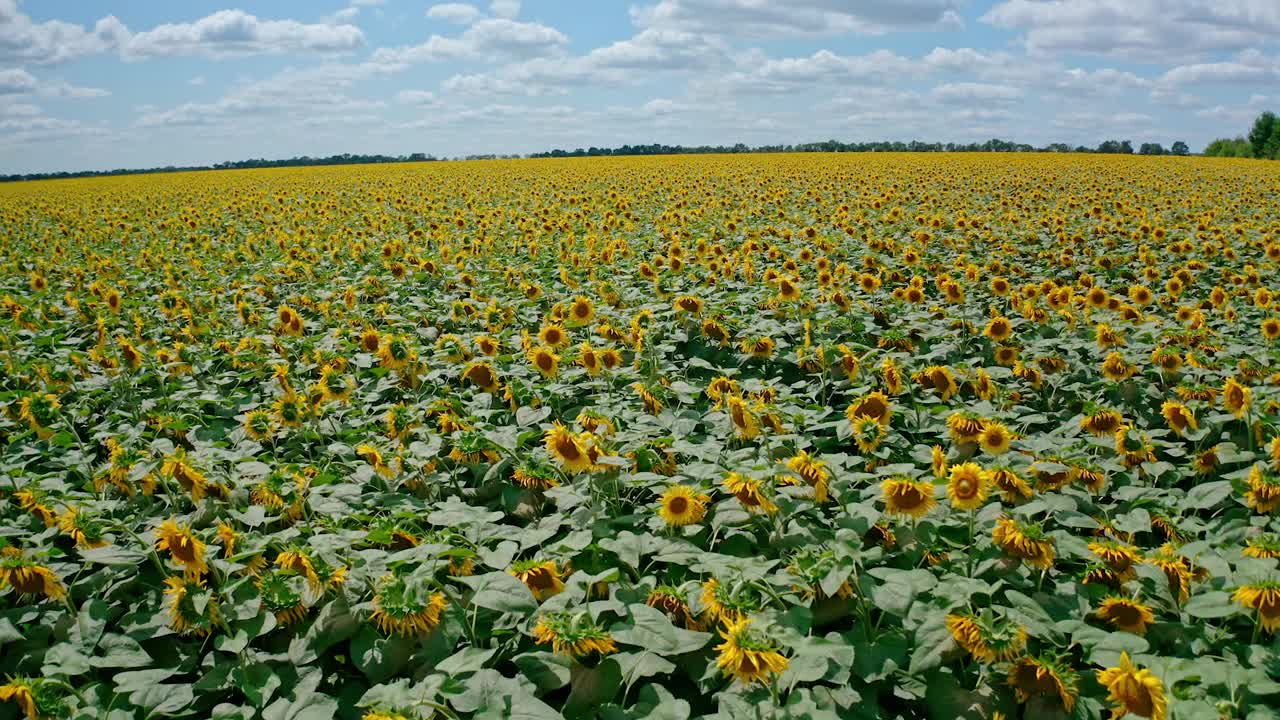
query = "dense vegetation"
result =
(1204, 112, 1280, 159)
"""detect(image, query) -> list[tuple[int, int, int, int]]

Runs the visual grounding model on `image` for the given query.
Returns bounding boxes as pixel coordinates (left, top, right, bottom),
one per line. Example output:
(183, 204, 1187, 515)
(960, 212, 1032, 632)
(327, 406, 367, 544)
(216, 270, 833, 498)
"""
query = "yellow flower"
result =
(984, 316, 1013, 342)
(527, 345, 560, 378)
(461, 361, 500, 392)
(1160, 401, 1197, 436)
(510, 560, 565, 602)
(847, 391, 893, 426)
(946, 612, 1026, 663)
(947, 412, 985, 444)
(723, 472, 777, 514)
(881, 477, 936, 519)
(990, 467, 1033, 504)
(785, 451, 831, 503)
(1097, 596, 1156, 634)
(1233, 582, 1280, 633)
(544, 422, 594, 473)
(658, 485, 709, 526)
(533, 612, 618, 658)
(1096, 653, 1167, 720)
(164, 575, 220, 636)
(242, 409, 275, 441)
(978, 422, 1012, 454)
(538, 323, 569, 348)
(1007, 655, 1079, 712)
(155, 519, 208, 579)
(726, 396, 758, 440)
(0, 556, 66, 601)
(993, 517, 1055, 569)
(947, 462, 989, 511)
(371, 575, 448, 636)
(0, 679, 39, 720)
(715, 616, 788, 685)
(1223, 377, 1251, 418)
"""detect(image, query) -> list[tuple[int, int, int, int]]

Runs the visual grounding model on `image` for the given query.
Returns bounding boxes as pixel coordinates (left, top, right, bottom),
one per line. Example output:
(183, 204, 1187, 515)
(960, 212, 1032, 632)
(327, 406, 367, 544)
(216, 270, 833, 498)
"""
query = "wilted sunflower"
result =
(0, 554, 65, 601)
(658, 485, 710, 527)
(1233, 581, 1280, 633)
(881, 477, 936, 519)
(725, 396, 759, 440)
(634, 382, 664, 415)
(723, 472, 777, 514)
(544, 422, 594, 473)
(371, 574, 448, 636)
(1096, 653, 1167, 720)
(715, 617, 789, 685)
(0, 677, 51, 720)
(1097, 596, 1156, 634)
(510, 559, 565, 602)
(155, 519, 208, 579)
(945, 611, 1026, 663)
(1007, 654, 1079, 712)
(990, 467, 1034, 504)
(851, 416, 886, 453)
(947, 462, 989, 511)
(533, 612, 617, 659)
(993, 517, 1055, 569)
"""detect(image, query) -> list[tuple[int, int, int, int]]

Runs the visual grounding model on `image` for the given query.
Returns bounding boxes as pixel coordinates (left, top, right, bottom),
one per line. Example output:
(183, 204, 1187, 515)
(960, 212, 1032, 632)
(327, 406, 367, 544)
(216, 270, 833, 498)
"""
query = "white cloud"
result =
(396, 89, 437, 104)
(490, 1, 521, 20)
(324, 8, 361, 24)
(427, 3, 483, 24)
(0, 67, 36, 94)
(123, 10, 364, 59)
(0, 0, 127, 65)
(982, 0, 1280, 62)
(1157, 52, 1280, 87)
(39, 80, 110, 98)
(189, 75, 205, 86)
(351, 0, 386, 6)
(370, 19, 568, 65)
(931, 82, 1023, 104)
(632, 0, 963, 37)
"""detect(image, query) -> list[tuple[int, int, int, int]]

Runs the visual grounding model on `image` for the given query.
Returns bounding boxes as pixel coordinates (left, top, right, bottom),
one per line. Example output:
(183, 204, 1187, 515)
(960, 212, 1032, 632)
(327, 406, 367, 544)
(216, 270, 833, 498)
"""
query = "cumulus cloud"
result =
(490, 1, 521, 19)
(0, 67, 36, 94)
(396, 89, 438, 104)
(982, 0, 1280, 62)
(0, 0, 127, 65)
(122, 10, 364, 59)
(632, 0, 963, 37)
(371, 19, 568, 65)
(427, 3, 483, 24)
(931, 82, 1023, 104)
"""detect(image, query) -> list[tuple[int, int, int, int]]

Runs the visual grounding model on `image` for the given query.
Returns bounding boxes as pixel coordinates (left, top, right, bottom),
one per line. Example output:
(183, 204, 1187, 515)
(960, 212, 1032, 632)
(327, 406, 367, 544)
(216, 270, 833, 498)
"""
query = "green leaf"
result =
(79, 545, 146, 566)
(513, 651, 572, 692)
(352, 625, 416, 683)
(437, 647, 497, 676)
(1183, 591, 1239, 619)
(1183, 481, 1233, 511)
(458, 571, 539, 614)
(610, 604, 713, 655)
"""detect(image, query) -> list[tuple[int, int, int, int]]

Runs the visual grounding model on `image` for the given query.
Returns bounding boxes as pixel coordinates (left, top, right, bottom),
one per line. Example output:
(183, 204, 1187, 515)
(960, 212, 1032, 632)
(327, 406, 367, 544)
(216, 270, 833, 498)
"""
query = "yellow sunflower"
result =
(1096, 653, 1167, 720)
(658, 485, 710, 527)
(715, 617, 788, 685)
(947, 462, 989, 511)
(881, 477, 936, 519)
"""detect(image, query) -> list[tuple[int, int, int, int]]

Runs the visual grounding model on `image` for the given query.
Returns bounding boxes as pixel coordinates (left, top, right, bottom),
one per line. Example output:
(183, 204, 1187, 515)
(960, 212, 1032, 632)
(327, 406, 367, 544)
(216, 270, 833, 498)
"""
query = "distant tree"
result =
(1170, 141, 1190, 156)
(1138, 142, 1165, 155)
(1204, 137, 1252, 157)
(1096, 140, 1121, 154)
(1249, 111, 1277, 159)
(1119, 140, 1134, 154)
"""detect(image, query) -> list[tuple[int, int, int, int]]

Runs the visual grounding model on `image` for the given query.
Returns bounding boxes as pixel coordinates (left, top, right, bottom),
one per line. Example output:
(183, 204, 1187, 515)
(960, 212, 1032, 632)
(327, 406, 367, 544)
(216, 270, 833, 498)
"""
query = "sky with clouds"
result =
(2, 0, 1278, 173)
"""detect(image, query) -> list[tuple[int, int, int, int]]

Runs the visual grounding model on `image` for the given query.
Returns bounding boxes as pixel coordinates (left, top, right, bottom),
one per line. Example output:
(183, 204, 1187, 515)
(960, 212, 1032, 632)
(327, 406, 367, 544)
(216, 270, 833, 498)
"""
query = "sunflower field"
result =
(1, 153, 1280, 720)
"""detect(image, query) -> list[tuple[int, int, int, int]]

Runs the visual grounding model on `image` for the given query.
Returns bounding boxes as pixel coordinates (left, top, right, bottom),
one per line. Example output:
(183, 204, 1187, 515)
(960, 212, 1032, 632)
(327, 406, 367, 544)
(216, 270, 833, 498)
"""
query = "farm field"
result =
(2, 152, 1280, 720)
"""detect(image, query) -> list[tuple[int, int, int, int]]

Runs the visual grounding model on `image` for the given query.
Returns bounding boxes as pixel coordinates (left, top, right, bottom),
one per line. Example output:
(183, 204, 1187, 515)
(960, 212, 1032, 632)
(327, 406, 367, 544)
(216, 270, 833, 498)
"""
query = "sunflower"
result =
(510, 559, 565, 602)
(715, 617, 789, 685)
(538, 323, 569, 348)
(947, 462, 989, 511)
(567, 296, 595, 325)
(1081, 407, 1124, 436)
(315, 365, 353, 403)
(1244, 533, 1280, 559)
(930, 445, 949, 478)
(851, 416, 886, 453)
(461, 361, 500, 393)
(634, 383, 664, 415)
(1223, 377, 1251, 418)
(993, 517, 1055, 569)
(739, 336, 776, 358)
(984, 316, 1013, 342)
(1233, 581, 1280, 633)
(1088, 541, 1141, 580)
(1245, 464, 1280, 514)
(256, 569, 308, 626)
(533, 612, 618, 659)
(358, 328, 381, 353)
(544, 422, 594, 473)
(1263, 318, 1280, 341)
(242, 409, 275, 441)
(0, 555, 65, 601)
(272, 392, 308, 429)
(847, 391, 893, 426)
(990, 467, 1034, 504)
(0, 678, 42, 720)
(527, 345, 559, 378)
(945, 611, 1026, 663)
(947, 411, 986, 444)
(59, 506, 107, 549)
(164, 575, 221, 636)
(647, 585, 704, 630)
(155, 519, 208, 579)
(371, 575, 448, 636)
(658, 485, 710, 527)
(785, 451, 831, 503)
(378, 334, 415, 371)
(1146, 544, 1195, 603)
(1008, 654, 1079, 712)
(1097, 596, 1155, 634)
(723, 472, 777, 514)
(978, 422, 1013, 455)
(513, 462, 560, 491)
(1096, 653, 1167, 720)
(914, 365, 959, 400)
(881, 477, 936, 519)
(726, 396, 759, 440)
(13, 489, 57, 527)
(1159, 401, 1197, 436)
(1101, 352, 1136, 382)
(674, 295, 704, 314)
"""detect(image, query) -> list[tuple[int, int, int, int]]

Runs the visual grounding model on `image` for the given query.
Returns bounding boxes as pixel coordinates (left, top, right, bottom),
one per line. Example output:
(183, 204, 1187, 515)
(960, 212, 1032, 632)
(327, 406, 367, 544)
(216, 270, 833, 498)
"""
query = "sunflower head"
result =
(533, 611, 617, 660)
(1008, 654, 1079, 712)
(511, 559, 566, 602)
(371, 574, 448, 636)
(1096, 653, 1168, 720)
(164, 575, 221, 636)
(881, 477, 937, 519)
(715, 616, 789, 685)
(946, 610, 1027, 663)
(658, 485, 710, 527)
(1097, 596, 1156, 634)
(947, 462, 989, 511)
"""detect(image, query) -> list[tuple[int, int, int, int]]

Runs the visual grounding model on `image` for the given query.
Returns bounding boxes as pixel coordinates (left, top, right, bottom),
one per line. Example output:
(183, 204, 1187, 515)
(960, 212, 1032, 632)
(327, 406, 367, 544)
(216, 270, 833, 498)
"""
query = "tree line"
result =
(1204, 112, 1280, 159)
(0, 136, 1204, 183)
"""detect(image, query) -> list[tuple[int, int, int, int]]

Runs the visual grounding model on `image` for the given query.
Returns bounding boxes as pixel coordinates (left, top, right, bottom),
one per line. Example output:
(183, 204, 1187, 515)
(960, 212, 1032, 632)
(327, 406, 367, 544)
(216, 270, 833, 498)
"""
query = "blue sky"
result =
(2, 0, 1277, 173)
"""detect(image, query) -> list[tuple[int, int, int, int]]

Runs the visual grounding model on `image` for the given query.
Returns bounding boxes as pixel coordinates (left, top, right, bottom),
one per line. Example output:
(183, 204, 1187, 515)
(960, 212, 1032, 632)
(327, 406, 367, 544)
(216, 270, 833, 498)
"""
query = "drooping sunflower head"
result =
(510, 559, 566, 602)
(989, 466, 1034, 504)
(646, 584, 703, 630)
(1008, 654, 1080, 712)
(0, 676, 66, 720)
(715, 616, 789, 685)
(461, 361, 500, 392)
(256, 568, 309, 625)
(946, 610, 1027, 663)
(784, 451, 831, 504)
(1244, 533, 1280, 559)
(164, 575, 221, 636)
(0, 553, 66, 600)
(513, 462, 560, 491)
(155, 519, 207, 579)
(544, 422, 594, 473)
(947, 411, 986, 444)
(723, 472, 777, 515)
(1232, 580, 1280, 633)
(1096, 653, 1168, 720)
(993, 517, 1056, 569)
(533, 611, 617, 660)
(881, 477, 937, 519)
(847, 391, 893, 427)
(1097, 596, 1156, 634)
(371, 574, 448, 636)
